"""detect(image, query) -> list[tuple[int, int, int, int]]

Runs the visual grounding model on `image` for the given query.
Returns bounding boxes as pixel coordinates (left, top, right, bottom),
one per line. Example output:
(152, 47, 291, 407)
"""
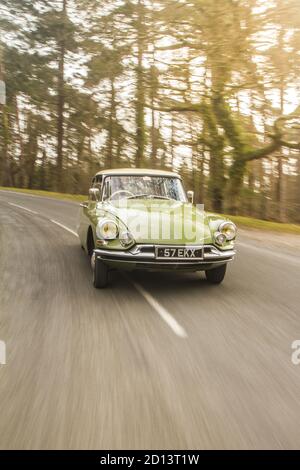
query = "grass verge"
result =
(226, 214, 300, 235)
(0, 186, 86, 203)
(1, 186, 299, 235)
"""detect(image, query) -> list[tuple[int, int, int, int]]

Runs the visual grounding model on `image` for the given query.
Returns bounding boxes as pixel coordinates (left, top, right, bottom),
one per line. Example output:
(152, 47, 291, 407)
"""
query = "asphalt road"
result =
(0, 190, 300, 450)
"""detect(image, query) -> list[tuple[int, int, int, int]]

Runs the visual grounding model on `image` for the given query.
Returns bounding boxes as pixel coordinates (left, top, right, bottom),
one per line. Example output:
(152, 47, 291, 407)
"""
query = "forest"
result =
(0, 0, 300, 221)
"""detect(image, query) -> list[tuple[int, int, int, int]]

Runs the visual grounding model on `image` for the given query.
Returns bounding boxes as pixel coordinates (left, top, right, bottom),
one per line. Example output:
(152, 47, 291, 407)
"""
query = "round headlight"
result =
(219, 221, 237, 241)
(119, 230, 135, 248)
(97, 220, 119, 240)
(214, 231, 227, 246)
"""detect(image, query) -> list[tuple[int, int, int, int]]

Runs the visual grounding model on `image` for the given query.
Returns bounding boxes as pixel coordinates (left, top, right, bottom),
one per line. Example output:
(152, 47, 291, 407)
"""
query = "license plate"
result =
(155, 246, 203, 260)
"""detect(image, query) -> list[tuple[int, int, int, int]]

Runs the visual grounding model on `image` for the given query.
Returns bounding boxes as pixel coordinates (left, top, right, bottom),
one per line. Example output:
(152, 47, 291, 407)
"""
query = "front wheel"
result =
(205, 264, 227, 284)
(93, 254, 109, 288)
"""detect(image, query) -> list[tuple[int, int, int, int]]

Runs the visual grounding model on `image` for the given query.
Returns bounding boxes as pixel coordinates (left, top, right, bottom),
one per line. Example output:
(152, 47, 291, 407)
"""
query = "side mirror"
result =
(187, 190, 194, 204)
(89, 188, 100, 202)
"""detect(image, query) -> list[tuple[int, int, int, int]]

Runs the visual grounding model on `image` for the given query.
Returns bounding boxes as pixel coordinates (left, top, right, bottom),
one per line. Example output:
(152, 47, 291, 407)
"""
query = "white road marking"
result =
(8, 202, 38, 215)
(49, 218, 186, 338)
(6, 196, 190, 339)
(7, 202, 79, 238)
(131, 279, 188, 338)
(50, 219, 79, 237)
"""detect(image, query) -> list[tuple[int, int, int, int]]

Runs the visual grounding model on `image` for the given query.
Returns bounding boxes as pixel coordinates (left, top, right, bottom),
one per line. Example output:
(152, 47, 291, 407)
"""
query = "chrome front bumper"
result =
(94, 244, 236, 270)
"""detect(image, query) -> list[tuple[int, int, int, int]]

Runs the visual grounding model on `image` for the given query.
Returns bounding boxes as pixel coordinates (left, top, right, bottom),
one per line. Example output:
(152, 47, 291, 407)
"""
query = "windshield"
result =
(102, 175, 187, 202)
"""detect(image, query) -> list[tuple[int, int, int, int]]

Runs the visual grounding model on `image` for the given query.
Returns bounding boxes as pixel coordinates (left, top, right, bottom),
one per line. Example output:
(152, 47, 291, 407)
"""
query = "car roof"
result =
(94, 168, 181, 178)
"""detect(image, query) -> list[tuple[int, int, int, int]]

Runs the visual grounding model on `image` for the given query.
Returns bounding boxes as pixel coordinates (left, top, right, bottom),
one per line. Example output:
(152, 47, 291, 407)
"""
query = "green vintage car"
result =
(78, 169, 237, 288)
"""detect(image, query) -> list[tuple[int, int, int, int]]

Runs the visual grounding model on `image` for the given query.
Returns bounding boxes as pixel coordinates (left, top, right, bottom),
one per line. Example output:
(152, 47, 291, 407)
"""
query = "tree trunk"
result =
(276, 63, 286, 222)
(135, 0, 145, 168)
(150, 65, 158, 167)
(0, 55, 12, 186)
(25, 115, 38, 189)
(202, 100, 225, 213)
(198, 145, 205, 205)
(14, 95, 26, 187)
(56, 0, 67, 191)
(106, 78, 116, 168)
(40, 148, 47, 190)
(258, 160, 267, 219)
(0, 105, 12, 186)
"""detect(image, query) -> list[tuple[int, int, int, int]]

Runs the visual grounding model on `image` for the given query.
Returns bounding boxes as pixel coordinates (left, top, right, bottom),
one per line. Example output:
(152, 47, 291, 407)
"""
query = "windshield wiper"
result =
(127, 194, 174, 200)
(148, 195, 172, 200)
(127, 194, 149, 199)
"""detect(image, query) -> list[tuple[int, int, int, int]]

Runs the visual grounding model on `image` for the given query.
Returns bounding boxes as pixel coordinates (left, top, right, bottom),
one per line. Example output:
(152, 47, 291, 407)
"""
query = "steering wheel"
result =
(109, 190, 135, 201)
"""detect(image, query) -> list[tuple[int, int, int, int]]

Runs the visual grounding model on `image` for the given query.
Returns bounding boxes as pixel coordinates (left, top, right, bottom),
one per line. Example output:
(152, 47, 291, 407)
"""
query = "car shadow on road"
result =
(65, 243, 231, 297)
(115, 269, 227, 295)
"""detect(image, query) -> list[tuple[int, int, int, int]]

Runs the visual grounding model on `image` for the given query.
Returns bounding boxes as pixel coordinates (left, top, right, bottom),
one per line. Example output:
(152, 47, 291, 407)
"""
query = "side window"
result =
(102, 177, 110, 200)
(94, 175, 102, 190)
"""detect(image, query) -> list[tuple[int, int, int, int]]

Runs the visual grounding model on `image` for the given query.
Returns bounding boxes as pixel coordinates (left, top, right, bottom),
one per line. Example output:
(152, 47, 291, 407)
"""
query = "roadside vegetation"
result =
(0, 186, 86, 203)
(226, 215, 300, 236)
(1, 186, 299, 235)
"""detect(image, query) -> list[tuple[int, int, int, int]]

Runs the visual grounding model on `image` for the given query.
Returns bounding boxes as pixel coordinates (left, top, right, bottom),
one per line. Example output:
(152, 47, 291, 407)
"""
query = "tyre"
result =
(205, 264, 227, 284)
(93, 255, 109, 288)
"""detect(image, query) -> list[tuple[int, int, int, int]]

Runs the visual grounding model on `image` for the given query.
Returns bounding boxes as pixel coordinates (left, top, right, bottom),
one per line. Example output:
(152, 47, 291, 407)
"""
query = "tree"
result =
(1, 0, 299, 223)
